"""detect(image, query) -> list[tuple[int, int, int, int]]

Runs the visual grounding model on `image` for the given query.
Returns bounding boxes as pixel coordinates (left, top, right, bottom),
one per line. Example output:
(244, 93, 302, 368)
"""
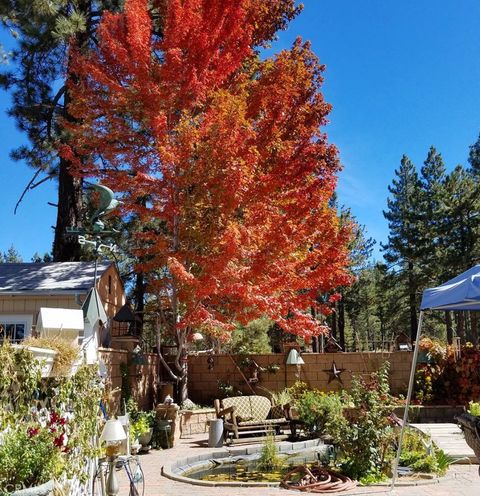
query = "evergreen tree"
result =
(330, 209, 375, 350)
(382, 155, 423, 341)
(438, 165, 480, 344)
(2, 245, 23, 262)
(418, 146, 446, 286)
(468, 133, 480, 176)
(31, 251, 53, 262)
(0, 1, 123, 260)
(440, 165, 480, 275)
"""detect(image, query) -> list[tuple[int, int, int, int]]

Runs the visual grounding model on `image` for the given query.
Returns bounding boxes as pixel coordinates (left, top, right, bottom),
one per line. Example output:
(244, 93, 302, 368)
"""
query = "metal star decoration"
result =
(324, 361, 345, 384)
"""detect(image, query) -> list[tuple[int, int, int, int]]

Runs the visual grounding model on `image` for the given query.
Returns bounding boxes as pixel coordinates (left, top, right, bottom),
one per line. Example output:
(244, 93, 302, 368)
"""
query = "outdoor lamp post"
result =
(285, 348, 305, 365)
(100, 419, 127, 496)
(285, 348, 305, 387)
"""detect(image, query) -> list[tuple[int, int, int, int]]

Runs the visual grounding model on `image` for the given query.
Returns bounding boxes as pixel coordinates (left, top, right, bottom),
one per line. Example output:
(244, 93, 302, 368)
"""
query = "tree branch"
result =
(46, 85, 66, 139)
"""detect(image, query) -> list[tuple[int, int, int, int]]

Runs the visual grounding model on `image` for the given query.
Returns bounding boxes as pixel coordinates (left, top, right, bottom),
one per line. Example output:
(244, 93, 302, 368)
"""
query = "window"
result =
(0, 316, 31, 343)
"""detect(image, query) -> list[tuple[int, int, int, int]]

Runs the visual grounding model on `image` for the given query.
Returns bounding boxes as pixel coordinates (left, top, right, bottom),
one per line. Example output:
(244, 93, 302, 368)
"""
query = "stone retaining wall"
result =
(179, 409, 217, 437)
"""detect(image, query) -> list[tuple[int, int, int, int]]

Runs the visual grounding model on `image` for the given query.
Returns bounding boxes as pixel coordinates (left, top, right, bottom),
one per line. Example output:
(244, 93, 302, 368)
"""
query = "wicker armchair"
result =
(456, 412, 480, 475)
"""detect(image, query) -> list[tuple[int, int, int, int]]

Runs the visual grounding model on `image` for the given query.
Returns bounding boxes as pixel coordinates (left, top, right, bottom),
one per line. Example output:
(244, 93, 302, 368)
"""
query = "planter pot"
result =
(11, 480, 54, 496)
(138, 428, 153, 447)
(12, 345, 57, 378)
(130, 441, 142, 454)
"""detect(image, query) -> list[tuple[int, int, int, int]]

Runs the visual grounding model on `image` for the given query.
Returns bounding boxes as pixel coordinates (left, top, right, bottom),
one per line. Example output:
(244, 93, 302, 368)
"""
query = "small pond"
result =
(183, 445, 329, 483)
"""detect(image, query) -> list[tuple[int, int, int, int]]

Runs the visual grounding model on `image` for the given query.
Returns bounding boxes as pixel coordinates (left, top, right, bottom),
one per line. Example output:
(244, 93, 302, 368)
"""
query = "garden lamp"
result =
(285, 348, 304, 387)
(286, 348, 305, 365)
(100, 419, 127, 496)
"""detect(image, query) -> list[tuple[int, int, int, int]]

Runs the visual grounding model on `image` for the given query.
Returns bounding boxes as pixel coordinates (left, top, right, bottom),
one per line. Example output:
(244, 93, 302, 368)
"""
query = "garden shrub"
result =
(414, 340, 480, 405)
(327, 362, 396, 483)
(295, 390, 343, 436)
(0, 341, 102, 491)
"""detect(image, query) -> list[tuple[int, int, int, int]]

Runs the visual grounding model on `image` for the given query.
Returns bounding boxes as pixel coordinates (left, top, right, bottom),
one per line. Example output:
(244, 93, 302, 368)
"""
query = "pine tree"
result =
(2, 245, 23, 263)
(382, 155, 423, 341)
(0, 1, 123, 260)
(468, 133, 480, 176)
(330, 208, 375, 350)
(418, 146, 446, 286)
(439, 165, 480, 344)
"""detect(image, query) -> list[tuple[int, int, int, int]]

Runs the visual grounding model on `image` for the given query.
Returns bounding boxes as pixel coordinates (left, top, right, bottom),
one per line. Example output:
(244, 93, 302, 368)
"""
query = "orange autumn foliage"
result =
(62, 0, 353, 341)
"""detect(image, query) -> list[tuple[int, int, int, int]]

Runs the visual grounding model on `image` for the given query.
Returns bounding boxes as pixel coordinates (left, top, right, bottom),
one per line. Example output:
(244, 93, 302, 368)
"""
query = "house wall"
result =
(0, 264, 125, 338)
(187, 352, 413, 405)
(99, 348, 160, 413)
(97, 265, 126, 318)
(0, 295, 79, 338)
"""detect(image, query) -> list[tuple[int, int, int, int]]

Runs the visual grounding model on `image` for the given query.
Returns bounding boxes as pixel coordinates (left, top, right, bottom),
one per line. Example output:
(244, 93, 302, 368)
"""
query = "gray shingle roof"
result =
(0, 262, 111, 293)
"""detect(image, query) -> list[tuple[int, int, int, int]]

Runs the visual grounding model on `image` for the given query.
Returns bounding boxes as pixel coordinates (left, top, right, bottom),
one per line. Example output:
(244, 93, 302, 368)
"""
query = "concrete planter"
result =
(10, 480, 54, 496)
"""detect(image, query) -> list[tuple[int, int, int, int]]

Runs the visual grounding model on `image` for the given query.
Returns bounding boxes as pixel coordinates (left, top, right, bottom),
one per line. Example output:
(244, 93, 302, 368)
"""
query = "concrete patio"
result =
(118, 432, 480, 496)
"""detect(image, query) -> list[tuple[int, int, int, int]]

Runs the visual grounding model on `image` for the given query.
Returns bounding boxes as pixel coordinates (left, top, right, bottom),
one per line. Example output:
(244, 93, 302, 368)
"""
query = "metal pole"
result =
(93, 237, 101, 288)
(390, 310, 424, 491)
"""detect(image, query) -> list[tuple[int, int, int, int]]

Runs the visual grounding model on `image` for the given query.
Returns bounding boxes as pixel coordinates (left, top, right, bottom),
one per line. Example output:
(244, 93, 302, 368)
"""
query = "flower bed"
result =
(0, 341, 102, 494)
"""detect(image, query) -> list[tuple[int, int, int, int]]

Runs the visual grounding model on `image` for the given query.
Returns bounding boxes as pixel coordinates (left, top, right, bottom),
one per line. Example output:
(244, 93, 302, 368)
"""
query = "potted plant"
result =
(130, 416, 151, 453)
(21, 336, 81, 377)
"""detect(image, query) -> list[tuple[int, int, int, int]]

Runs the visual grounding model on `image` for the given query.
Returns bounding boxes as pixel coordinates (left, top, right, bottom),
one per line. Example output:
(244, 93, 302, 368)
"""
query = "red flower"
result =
(53, 433, 65, 447)
(27, 427, 39, 437)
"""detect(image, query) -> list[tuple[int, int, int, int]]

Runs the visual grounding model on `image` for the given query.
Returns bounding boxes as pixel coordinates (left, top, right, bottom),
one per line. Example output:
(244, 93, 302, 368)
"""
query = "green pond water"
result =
(185, 450, 323, 483)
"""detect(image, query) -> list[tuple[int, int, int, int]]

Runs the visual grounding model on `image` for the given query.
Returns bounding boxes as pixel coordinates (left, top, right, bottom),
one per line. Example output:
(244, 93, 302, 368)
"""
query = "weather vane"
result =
(66, 183, 121, 283)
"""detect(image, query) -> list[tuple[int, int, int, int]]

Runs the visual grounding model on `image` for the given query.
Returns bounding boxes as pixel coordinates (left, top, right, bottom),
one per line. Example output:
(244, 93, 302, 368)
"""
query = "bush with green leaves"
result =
(0, 341, 102, 490)
(256, 431, 285, 472)
(400, 428, 460, 476)
(327, 362, 396, 483)
(0, 426, 64, 492)
(295, 390, 343, 436)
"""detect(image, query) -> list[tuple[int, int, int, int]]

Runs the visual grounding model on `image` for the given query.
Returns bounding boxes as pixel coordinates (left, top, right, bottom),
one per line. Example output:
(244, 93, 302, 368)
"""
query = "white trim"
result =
(0, 314, 34, 341)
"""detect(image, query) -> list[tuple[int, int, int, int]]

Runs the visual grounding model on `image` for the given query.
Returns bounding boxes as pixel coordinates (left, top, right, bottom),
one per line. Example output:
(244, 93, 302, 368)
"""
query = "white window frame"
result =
(0, 314, 33, 343)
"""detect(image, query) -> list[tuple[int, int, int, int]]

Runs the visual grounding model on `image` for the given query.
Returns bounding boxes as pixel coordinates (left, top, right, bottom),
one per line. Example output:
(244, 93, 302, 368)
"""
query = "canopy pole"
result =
(390, 310, 424, 491)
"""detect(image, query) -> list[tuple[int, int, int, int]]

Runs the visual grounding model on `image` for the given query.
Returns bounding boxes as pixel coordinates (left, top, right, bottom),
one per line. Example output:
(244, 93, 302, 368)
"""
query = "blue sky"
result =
(1, 0, 480, 261)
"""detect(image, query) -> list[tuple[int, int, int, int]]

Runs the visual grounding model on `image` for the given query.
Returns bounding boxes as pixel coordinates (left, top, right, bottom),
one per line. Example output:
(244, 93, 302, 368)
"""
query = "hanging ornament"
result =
(324, 361, 345, 384)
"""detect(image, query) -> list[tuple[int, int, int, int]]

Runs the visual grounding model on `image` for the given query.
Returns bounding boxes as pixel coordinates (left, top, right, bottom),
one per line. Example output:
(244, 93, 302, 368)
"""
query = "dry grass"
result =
(22, 336, 80, 375)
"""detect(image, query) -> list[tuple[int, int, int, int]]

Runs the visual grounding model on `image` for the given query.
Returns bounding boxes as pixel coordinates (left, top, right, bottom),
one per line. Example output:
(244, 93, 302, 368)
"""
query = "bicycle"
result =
(92, 454, 145, 496)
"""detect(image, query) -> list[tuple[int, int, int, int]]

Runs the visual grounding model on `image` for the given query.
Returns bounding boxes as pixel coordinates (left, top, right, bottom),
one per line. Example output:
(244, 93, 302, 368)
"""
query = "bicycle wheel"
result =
(124, 456, 145, 496)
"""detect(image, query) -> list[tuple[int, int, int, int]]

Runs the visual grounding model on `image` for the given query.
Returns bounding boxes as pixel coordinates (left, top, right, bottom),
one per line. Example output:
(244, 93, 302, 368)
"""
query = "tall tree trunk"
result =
(331, 305, 337, 340)
(53, 154, 83, 261)
(445, 311, 453, 345)
(408, 261, 418, 343)
(310, 306, 319, 352)
(134, 271, 145, 335)
(53, 2, 92, 261)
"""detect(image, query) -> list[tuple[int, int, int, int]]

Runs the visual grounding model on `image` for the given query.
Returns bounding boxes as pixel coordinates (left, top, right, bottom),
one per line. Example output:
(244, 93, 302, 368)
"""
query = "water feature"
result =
(163, 439, 329, 486)
(185, 446, 326, 482)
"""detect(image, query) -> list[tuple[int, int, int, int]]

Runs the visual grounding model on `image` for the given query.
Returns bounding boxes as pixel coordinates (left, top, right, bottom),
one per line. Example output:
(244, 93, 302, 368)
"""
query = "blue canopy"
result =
(421, 264, 480, 311)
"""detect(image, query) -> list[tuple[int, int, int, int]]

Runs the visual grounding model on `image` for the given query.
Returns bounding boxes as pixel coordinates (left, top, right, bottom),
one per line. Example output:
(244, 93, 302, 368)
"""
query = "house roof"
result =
(0, 262, 111, 294)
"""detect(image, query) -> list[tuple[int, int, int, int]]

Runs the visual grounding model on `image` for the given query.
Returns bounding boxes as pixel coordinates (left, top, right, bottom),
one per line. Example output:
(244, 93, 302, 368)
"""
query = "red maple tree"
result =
(63, 0, 353, 398)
